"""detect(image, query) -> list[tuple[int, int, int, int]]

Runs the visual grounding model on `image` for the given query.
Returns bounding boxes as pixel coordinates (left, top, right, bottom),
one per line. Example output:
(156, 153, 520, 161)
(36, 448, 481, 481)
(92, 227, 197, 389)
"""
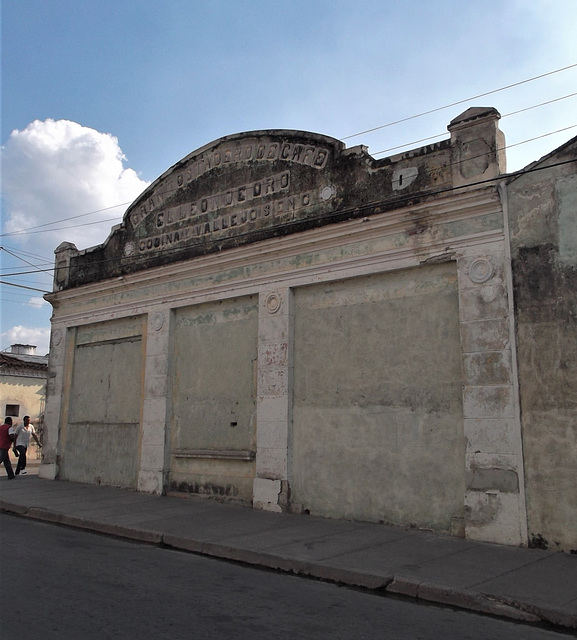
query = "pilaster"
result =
(457, 246, 528, 545)
(38, 324, 69, 480)
(253, 288, 293, 511)
(137, 308, 171, 494)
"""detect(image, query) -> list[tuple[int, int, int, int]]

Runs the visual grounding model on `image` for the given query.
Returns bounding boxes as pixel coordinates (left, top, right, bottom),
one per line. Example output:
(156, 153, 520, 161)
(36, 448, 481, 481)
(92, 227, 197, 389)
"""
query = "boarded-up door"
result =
(61, 317, 144, 488)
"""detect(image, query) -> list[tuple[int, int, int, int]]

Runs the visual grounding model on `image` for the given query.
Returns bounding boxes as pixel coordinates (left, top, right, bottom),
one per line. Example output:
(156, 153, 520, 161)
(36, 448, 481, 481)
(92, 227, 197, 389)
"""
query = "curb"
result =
(0, 501, 162, 545)
(161, 531, 577, 630)
(388, 579, 540, 623)
(2, 500, 576, 631)
(27, 507, 164, 544)
(162, 533, 392, 589)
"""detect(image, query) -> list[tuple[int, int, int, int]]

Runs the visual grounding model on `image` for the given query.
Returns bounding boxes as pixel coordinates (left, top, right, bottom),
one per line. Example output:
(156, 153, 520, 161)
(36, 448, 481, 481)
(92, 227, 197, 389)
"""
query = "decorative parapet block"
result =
(448, 107, 507, 188)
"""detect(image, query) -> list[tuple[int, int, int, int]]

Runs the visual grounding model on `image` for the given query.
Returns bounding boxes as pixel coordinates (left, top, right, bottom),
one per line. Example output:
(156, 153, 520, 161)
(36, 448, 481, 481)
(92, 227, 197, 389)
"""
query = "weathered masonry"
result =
(42, 108, 577, 551)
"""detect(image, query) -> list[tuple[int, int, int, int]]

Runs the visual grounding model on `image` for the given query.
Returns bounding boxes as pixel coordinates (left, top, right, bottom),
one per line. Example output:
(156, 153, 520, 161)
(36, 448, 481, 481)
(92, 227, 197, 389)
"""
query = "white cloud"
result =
(1, 119, 150, 355)
(1, 119, 149, 255)
(27, 297, 48, 309)
(1, 325, 51, 357)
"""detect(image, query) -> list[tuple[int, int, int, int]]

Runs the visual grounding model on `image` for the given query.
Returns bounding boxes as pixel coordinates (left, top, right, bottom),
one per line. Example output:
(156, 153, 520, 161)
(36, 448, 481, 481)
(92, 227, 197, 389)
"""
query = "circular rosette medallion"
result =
(152, 312, 165, 330)
(265, 293, 282, 314)
(468, 258, 494, 284)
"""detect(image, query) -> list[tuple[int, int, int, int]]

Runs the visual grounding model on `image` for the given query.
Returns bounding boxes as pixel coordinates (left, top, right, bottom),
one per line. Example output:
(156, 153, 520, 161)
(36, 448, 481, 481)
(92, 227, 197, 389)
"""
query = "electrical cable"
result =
(1, 297, 46, 305)
(0, 267, 54, 277)
(1, 82, 575, 240)
(0, 246, 53, 272)
(1, 155, 574, 281)
(0, 280, 50, 293)
(0, 202, 134, 236)
(340, 63, 577, 140)
(371, 92, 577, 156)
(3, 118, 574, 242)
(0, 245, 52, 261)
(0, 216, 124, 238)
(373, 123, 576, 158)
(501, 92, 577, 119)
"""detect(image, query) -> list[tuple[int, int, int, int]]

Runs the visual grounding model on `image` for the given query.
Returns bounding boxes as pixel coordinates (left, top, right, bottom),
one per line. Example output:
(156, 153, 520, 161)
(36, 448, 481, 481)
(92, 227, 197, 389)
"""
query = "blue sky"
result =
(2, 0, 576, 354)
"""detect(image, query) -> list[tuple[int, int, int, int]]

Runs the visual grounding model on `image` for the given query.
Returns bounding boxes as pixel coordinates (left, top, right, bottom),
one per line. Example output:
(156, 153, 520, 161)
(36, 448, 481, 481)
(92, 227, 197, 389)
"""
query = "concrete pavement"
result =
(1, 467, 576, 632)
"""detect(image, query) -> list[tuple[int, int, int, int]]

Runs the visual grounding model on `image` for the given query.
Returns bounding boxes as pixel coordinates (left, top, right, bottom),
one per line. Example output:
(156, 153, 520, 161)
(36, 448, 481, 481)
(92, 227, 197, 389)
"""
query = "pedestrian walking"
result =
(0, 417, 16, 479)
(13, 415, 41, 475)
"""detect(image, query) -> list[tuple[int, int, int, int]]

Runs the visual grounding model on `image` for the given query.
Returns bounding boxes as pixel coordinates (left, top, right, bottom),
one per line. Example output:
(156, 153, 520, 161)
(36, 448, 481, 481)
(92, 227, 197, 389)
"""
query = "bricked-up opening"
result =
(292, 263, 465, 532)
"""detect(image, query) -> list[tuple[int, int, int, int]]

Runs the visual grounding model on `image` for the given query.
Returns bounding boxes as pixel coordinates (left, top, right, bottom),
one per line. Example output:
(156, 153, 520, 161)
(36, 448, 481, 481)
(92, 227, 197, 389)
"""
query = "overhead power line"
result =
(502, 92, 577, 119)
(0, 244, 54, 264)
(1, 156, 574, 282)
(4, 118, 574, 248)
(0, 216, 124, 239)
(373, 123, 576, 158)
(0, 246, 51, 271)
(2, 202, 134, 237)
(0, 247, 55, 284)
(0, 280, 51, 293)
(1, 272, 53, 280)
(0, 213, 125, 239)
(340, 62, 577, 140)
(371, 92, 577, 156)
(3, 117, 574, 243)
(1, 67, 575, 242)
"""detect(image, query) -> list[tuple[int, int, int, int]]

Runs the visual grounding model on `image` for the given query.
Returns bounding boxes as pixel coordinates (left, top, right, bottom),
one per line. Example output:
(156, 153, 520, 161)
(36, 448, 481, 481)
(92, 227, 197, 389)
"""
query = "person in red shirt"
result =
(0, 417, 16, 479)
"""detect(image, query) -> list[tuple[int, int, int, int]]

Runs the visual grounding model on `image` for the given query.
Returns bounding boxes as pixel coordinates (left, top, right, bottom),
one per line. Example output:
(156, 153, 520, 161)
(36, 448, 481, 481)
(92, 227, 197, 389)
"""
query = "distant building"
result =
(41, 108, 577, 551)
(0, 344, 48, 433)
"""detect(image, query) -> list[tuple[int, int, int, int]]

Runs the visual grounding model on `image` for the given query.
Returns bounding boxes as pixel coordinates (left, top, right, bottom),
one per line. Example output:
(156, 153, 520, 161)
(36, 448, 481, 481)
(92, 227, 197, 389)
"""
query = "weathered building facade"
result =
(504, 140, 577, 551)
(41, 108, 577, 550)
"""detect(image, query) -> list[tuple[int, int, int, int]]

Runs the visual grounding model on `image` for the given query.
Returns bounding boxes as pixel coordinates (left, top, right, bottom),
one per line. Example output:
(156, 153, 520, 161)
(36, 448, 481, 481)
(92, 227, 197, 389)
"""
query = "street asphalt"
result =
(1, 460, 575, 632)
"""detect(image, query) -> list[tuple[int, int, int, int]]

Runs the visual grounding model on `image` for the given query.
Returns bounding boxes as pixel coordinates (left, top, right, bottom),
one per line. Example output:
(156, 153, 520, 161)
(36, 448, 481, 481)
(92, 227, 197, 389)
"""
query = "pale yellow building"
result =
(0, 344, 48, 433)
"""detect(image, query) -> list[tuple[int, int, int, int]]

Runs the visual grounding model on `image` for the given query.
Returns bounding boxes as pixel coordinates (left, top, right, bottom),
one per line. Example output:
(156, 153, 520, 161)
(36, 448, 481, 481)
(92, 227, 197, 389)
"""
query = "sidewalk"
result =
(1, 470, 576, 631)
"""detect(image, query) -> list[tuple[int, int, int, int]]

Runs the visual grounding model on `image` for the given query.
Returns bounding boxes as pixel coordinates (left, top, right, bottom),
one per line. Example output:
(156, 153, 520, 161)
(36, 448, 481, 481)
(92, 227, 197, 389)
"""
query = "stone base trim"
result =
(137, 470, 164, 495)
(37, 463, 58, 480)
(253, 477, 283, 512)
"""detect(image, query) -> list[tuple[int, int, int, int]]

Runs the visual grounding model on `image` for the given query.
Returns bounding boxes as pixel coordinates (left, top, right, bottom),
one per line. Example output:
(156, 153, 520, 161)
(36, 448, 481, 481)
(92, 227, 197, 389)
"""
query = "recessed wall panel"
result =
(292, 262, 465, 532)
(170, 295, 258, 501)
(61, 317, 144, 488)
